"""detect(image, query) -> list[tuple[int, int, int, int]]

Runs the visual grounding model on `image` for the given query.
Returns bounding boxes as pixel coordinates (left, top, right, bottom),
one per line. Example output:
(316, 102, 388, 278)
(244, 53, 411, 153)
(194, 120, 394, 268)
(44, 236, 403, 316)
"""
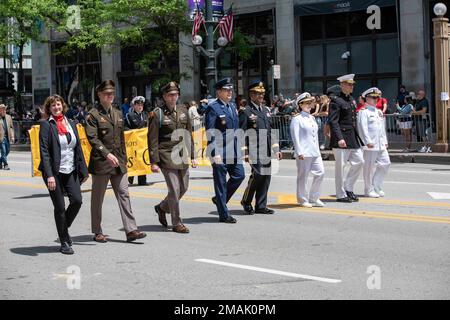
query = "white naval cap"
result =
(295, 92, 316, 106)
(337, 74, 356, 84)
(131, 95, 145, 105)
(361, 87, 381, 99)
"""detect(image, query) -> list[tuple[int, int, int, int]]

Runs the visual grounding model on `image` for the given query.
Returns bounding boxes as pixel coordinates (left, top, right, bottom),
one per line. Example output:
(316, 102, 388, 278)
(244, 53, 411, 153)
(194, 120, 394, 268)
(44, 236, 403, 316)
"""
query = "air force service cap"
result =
(215, 78, 234, 90)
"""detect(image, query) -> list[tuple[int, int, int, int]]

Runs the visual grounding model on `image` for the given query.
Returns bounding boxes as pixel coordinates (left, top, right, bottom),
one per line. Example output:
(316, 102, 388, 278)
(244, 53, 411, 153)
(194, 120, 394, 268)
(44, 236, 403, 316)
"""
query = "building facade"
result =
(181, 0, 438, 117)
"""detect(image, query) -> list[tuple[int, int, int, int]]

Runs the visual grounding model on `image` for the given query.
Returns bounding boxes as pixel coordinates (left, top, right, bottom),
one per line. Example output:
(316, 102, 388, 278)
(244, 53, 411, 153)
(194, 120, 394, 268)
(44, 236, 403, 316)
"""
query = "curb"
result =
(282, 150, 450, 165)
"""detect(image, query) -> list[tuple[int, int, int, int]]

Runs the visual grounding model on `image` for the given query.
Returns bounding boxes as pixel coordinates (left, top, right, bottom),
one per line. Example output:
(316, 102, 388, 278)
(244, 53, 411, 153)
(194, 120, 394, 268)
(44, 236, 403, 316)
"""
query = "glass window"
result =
(303, 81, 323, 95)
(350, 40, 372, 74)
(377, 78, 399, 112)
(235, 16, 255, 37)
(376, 38, 399, 73)
(256, 14, 274, 42)
(376, 6, 398, 34)
(303, 45, 323, 77)
(325, 13, 347, 38)
(326, 43, 348, 76)
(353, 78, 372, 99)
(301, 15, 323, 41)
(349, 11, 373, 36)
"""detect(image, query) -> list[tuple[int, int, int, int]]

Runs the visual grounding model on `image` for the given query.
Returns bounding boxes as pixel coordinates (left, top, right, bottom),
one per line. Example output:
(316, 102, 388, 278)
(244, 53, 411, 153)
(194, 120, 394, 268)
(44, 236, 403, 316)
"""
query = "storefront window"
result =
(303, 45, 323, 77)
(351, 40, 372, 74)
(376, 38, 399, 73)
(325, 13, 347, 38)
(326, 43, 347, 76)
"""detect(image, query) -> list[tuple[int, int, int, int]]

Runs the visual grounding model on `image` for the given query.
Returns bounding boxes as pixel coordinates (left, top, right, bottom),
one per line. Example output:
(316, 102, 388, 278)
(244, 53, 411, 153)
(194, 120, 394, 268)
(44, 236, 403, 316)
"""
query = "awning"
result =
(294, 0, 396, 17)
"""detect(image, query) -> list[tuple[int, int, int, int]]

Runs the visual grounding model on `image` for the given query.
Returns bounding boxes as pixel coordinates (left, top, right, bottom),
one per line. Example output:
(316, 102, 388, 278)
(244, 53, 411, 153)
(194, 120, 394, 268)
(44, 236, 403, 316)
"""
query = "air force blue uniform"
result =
(205, 78, 245, 222)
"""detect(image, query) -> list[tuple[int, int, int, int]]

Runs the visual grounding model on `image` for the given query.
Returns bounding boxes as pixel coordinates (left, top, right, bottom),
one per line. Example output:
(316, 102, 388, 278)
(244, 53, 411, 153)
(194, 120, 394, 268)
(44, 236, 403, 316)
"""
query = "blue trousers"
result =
(212, 163, 245, 219)
(0, 138, 10, 166)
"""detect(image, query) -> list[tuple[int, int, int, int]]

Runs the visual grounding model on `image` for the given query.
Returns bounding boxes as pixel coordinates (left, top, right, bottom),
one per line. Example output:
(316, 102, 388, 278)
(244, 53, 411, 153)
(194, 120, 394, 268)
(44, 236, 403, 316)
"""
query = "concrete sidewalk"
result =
(282, 149, 450, 165)
(11, 144, 450, 165)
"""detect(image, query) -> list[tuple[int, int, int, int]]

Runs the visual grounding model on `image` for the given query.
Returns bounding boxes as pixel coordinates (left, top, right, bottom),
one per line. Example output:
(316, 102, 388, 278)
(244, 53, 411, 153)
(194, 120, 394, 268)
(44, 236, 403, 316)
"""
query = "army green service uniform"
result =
(148, 102, 195, 227)
(85, 103, 138, 235)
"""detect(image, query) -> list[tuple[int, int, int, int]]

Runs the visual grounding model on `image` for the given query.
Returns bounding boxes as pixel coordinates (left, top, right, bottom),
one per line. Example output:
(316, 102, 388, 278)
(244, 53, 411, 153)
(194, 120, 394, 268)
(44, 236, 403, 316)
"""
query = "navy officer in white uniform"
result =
(357, 87, 390, 198)
(290, 92, 325, 208)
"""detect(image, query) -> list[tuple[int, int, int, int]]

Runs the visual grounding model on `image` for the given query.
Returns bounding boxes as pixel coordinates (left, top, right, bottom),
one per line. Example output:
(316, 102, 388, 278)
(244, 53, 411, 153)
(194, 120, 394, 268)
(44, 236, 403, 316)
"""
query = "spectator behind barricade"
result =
(0, 104, 15, 170)
(125, 95, 148, 186)
(74, 101, 88, 125)
(33, 107, 43, 122)
(413, 89, 431, 153)
(376, 90, 388, 114)
(121, 97, 130, 118)
(356, 96, 365, 112)
(187, 101, 202, 131)
(397, 85, 408, 107)
(316, 95, 330, 150)
(238, 98, 247, 113)
(277, 98, 295, 150)
(198, 98, 209, 115)
(395, 95, 414, 152)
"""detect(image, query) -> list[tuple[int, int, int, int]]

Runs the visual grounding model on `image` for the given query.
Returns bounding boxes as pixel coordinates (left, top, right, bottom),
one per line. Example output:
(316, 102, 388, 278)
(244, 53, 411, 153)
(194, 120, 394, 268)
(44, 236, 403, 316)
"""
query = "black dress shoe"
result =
(346, 191, 359, 202)
(60, 242, 74, 255)
(336, 197, 353, 203)
(154, 204, 168, 227)
(219, 216, 237, 223)
(254, 208, 275, 214)
(68, 238, 73, 247)
(212, 196, 217, 205)
(240, 200, 254, 215)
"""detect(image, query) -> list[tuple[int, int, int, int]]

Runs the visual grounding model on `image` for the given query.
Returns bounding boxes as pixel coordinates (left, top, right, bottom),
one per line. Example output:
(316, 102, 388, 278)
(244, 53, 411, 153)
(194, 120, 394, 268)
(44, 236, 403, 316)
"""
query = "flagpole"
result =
(205, 0, 216, 97)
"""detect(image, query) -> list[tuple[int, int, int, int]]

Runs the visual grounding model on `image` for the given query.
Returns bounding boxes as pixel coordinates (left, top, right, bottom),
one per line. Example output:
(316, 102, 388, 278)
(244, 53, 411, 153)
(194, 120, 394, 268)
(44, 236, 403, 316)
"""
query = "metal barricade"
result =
(384, 113, 435, 149)
(12, 120, 36, 144)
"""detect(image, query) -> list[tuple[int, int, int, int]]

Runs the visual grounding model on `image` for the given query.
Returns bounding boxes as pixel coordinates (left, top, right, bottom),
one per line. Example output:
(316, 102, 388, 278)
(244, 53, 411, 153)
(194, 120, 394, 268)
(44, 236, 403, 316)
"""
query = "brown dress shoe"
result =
(126, 230, 147, 242)
(154, 205, 168, 227)
(93, 233, 107, 243)
(172, 224, 190, 234)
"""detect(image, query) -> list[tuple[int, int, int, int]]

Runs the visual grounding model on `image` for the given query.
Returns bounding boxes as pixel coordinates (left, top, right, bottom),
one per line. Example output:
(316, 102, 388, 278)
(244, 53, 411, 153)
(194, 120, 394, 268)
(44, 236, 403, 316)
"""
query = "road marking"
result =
(195, 259, 342, 284)
(428, 192, 450, 200)
(2, 180, 450, 224)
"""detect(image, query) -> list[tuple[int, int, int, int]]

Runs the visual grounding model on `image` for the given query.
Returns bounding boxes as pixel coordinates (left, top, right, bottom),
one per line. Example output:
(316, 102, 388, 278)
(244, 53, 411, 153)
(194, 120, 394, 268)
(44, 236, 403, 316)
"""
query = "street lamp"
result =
(192, 1, 229, 97)
(434, 3, 447, 17)
(432, 2, 450, 152)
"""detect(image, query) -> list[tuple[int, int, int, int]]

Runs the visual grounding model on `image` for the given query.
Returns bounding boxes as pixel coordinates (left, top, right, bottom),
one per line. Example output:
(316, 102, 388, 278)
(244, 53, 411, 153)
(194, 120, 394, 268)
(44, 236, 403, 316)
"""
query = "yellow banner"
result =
(29, 125, 210, 177)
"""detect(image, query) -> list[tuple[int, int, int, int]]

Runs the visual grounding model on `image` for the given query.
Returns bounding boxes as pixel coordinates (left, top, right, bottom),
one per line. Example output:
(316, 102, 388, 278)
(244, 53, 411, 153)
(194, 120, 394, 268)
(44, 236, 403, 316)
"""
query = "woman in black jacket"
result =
(39, 95, 89, 255)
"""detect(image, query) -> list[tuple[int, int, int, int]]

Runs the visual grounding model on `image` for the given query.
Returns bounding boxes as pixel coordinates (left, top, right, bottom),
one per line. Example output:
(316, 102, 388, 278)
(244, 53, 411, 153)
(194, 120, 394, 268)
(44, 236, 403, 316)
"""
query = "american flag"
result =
(218, 6, 234, 42)
(192, 6, 205, 38)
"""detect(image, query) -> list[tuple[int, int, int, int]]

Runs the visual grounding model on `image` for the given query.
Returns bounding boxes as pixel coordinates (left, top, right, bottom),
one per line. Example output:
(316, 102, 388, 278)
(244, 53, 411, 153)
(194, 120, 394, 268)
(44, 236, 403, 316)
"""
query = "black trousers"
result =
(242, 162, 271, 210)
(44, 171, 83, 243)
(128, 175, 147, 185)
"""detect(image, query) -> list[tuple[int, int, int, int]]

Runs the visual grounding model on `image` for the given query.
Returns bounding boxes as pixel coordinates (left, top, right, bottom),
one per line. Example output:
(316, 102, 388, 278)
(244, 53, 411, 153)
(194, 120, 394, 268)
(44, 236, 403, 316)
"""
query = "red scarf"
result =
(54, 114, 68, 135)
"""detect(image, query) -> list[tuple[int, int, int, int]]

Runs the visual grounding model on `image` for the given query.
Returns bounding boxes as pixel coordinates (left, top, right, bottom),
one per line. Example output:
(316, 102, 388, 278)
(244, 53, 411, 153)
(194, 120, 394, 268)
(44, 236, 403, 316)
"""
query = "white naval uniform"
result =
(357, 105, 391, 194)
(290, 111, 325, 204)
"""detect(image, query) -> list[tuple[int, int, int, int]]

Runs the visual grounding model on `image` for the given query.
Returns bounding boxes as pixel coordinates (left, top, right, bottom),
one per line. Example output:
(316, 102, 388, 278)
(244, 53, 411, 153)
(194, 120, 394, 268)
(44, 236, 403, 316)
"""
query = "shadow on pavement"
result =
(10, 246, 59, 256)
(13, 193, 49, 200)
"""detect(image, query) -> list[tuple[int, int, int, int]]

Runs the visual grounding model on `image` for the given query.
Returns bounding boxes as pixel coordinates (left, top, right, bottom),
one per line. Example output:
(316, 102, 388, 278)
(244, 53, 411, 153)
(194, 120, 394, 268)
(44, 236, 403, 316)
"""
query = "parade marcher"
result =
(85, 80, 146, 243)
(0, 104, 14, 170)
(38, 95, 89, 254)
(357, 88, 390, 198)
(290, 93, 325, 208)
(148, 82, 197, 234)
(239, 81, 282, 215)
(205, 78, 245, 223)
(329, 74, 364, 203)
(125, 95, 148, 186)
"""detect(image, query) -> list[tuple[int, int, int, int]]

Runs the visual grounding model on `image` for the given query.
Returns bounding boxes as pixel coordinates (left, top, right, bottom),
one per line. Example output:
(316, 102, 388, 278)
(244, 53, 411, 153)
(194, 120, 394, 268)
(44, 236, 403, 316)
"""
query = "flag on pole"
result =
(192, 4, 206, 38)
(218, 5, 234, 42)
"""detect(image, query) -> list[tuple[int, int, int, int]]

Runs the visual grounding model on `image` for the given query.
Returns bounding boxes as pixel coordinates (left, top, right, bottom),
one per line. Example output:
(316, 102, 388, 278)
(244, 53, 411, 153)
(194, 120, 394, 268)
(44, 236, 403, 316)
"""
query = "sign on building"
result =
(273, 65, 281, 79)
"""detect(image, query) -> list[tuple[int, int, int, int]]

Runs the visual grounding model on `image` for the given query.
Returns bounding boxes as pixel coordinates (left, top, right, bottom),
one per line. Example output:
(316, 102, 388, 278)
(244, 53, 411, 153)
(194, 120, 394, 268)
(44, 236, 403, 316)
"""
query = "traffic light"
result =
(6, 72, 14, 91)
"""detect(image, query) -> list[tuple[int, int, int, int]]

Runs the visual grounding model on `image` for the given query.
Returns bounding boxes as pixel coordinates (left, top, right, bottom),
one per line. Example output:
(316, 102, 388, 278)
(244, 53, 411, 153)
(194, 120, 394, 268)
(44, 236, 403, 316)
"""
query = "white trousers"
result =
(333, 148, 364, 199)
(363, 149, 391, 194)
(296, 156, 325, 204)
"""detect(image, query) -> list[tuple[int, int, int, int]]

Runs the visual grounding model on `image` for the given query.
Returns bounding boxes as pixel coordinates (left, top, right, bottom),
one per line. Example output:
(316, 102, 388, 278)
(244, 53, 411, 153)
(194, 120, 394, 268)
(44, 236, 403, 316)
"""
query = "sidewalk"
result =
(11, 144, 450, 165)
(281, 149, 450, 165)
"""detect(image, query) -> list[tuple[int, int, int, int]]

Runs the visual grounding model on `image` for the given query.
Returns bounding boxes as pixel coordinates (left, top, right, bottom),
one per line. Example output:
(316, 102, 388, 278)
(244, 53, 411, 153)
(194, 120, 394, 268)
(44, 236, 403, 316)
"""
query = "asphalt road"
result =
(1, 151, 449, 300)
